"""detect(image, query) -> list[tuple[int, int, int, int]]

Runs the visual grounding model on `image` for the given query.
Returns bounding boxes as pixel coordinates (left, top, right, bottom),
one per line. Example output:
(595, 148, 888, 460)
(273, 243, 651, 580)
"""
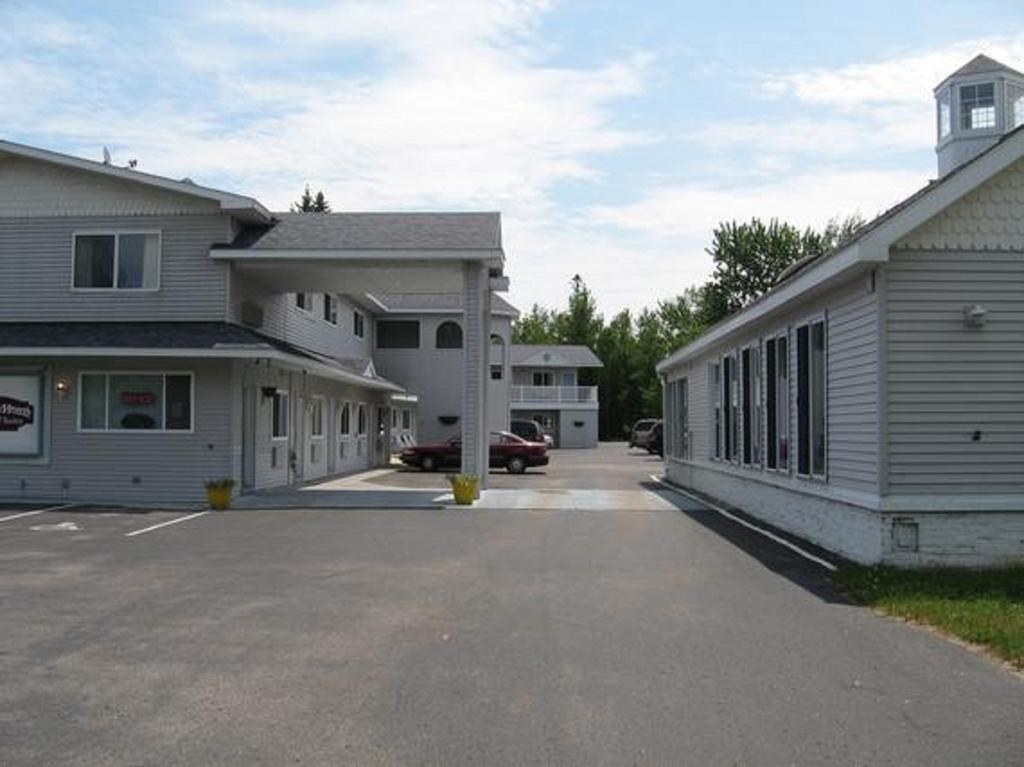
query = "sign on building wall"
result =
(0, 374, 43, 456)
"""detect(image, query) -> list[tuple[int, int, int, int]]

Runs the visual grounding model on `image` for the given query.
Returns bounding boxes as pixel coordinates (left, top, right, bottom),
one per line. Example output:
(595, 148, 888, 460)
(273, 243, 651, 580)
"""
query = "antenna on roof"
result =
(102, 146, 112, 165)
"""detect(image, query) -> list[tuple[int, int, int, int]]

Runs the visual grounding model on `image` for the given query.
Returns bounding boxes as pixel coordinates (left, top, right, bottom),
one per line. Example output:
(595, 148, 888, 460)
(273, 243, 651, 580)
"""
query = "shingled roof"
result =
(223, 212, 502, 251)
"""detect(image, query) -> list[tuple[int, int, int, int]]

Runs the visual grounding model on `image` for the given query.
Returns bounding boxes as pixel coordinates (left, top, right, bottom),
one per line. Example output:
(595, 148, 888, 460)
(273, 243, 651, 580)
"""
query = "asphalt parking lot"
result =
(369, 440, 666, 490)
(2, 450, 1023, 766)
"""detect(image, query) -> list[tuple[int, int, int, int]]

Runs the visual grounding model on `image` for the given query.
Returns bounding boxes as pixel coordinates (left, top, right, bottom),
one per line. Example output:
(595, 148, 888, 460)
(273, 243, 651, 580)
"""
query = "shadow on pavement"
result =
(643, 479, 851, 606)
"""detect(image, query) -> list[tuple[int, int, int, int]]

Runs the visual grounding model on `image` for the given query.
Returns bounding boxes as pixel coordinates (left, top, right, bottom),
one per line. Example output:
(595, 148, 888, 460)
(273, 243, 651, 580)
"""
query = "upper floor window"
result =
(295, 292, 310, 311)
(960, 82, 995, 130)
(353, 310, 365, 338)
(73, 232, 159, 290)
(376, 320, 419, 349)
(937, 88, 951, 139)
(323, 294, 338, 324)
(436, 321, 463, 349)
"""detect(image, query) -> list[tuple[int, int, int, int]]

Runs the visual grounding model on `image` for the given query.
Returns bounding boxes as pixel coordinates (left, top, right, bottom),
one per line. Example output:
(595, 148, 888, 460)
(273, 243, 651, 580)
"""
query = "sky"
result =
(3, 0, 1024, 316)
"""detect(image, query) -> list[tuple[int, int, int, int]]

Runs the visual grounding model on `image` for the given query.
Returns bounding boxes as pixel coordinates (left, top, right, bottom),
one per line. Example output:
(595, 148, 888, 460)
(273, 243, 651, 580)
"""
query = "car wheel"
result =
(421, 456, 437, 472)
(506, 456, 526, 474)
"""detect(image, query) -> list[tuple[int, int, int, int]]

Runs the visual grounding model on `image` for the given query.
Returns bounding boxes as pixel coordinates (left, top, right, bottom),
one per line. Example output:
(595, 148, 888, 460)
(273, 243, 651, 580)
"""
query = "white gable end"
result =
(897, 157, 1024, 251)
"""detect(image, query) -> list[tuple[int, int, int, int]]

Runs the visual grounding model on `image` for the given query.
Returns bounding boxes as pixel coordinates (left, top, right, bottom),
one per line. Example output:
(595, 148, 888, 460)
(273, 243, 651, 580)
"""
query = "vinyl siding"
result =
(885, 249, 1024, 494)
(0, 358, 233, 504)
(0, 154, 221, 218)
(228, 270, 373, 359)
(0, 214, 233, 321)
(664, 274, 880, 500)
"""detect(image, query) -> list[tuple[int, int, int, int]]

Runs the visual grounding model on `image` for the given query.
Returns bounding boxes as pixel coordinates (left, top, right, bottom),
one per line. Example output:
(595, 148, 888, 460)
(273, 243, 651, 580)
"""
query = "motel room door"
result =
(241, 387, 257, 490)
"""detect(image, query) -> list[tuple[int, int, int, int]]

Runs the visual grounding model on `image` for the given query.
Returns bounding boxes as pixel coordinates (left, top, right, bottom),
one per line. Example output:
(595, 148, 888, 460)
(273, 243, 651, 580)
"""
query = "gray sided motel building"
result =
(0, 140, 508, 503)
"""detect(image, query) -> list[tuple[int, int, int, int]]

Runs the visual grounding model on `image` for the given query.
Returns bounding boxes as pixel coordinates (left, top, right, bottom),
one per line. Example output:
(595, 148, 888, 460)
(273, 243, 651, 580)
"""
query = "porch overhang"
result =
(209, 247, 505, 294)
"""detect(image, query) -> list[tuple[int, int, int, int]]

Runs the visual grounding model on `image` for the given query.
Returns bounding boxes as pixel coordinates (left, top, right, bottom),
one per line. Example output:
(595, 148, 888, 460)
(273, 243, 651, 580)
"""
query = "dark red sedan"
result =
(400, 431, 549, 474)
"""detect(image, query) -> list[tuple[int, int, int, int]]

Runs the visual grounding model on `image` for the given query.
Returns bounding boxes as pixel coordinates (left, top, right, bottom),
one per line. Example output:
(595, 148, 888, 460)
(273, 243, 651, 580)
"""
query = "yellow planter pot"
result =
(206, 486, 232, 511)
(448, 475, 480, 505)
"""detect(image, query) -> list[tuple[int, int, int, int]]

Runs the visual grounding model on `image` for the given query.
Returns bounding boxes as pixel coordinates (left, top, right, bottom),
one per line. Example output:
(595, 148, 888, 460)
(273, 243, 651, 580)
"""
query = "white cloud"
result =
(762, 35, 1024, 109)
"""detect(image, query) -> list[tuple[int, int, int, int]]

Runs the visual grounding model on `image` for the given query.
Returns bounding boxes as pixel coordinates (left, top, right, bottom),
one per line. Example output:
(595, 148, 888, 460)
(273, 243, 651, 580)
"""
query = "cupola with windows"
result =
(935, 54, 1024, 176)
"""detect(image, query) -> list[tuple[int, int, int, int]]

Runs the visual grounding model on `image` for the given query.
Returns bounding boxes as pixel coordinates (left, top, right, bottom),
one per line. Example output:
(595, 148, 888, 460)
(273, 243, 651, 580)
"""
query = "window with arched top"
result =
(436, 321, 463, 349)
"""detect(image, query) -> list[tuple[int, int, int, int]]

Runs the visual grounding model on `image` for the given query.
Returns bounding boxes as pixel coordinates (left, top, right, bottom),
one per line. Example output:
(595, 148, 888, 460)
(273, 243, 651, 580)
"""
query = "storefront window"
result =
(79, 372, 192, 431)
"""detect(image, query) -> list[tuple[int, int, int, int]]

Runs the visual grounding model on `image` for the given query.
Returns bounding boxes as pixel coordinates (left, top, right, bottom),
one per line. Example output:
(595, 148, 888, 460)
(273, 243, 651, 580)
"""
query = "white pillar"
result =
(462, 261, 491, 492)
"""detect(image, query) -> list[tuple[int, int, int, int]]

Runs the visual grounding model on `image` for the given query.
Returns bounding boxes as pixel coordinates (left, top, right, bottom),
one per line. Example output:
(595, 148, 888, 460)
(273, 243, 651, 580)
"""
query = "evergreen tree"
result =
(291, 185, 332, 212)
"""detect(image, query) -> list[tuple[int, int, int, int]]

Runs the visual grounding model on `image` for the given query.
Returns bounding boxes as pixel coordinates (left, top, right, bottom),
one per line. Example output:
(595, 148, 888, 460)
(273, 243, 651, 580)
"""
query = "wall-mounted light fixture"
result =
(963, 304, 988, 328)
(261, 386, 278, 399)
(55, 376, 71, 401)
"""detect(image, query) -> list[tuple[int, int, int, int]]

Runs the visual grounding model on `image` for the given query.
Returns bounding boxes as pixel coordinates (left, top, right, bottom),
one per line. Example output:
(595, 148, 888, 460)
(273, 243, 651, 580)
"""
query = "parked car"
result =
(629, 419, 660, 449)
(646, 421, 664, 457)
(400, 431, 549, 474)
(511, 419, 554, 448)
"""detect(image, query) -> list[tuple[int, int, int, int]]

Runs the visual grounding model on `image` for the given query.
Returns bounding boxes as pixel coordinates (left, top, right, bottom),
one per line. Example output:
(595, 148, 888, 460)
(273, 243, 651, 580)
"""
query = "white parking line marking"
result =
(125, 511, 209, 538)
(0, 503, 74, 524)
(648, 475, 838, 572)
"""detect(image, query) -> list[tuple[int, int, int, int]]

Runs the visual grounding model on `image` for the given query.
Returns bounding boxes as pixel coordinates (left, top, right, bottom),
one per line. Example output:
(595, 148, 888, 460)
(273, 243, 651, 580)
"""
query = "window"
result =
(402, 409, 411, 430)
(79, 372, 191, 431)
(295, 293, 310, 311)
(490, 364, 503, 380)
(376, 320, 419, 349)
(937, 88, 951, 139)
(709, 362, 721, 459)
(73, 232, 159, 290)
(391, 409, 398, 429)
(323, 294, 337, 324)
(436, 321, 463, 349)
(1009, 83, 1024, 129)
(532, 371, 554, 387)
(796, 318, 826, 478)
(664, 378, 688, 459)
(356, 403, 367, 435)
(960, 82, 996, 130)
(765, 333, 790, 471)
(339, 401, 351, 436)
(721, 354, 738, 462)
(310, 397, 324, 437)
(272, 391, 289, 439)
(741, 345, 761, 466)
(353, 311, 365, 338)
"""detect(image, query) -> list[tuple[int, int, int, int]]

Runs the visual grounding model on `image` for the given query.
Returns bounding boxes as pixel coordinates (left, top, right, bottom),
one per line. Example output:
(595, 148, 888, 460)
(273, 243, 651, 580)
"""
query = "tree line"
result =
(512, 215, 864, 440)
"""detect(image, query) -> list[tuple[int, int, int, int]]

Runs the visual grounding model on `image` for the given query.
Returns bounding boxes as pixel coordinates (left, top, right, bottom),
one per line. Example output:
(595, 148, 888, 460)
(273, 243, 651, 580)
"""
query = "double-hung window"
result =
(73, 232, 160, 290)
(721, 353, 739, 462)
(79, 372, 191, 431)
(295, 293, 310, 311)
(741, 345, 761, 466)
(271, 391, 289, 439)
(353, 311, 365, 338)
(765, 332, 790, 471)
(709, 362, 721, 459)
(796, 318, 827, 478)
(323, 295, 338, 324)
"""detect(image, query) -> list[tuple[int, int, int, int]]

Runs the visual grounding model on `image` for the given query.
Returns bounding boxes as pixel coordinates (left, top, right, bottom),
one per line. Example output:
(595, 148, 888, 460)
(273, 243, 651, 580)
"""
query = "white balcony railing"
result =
(510, 385, 598, 404)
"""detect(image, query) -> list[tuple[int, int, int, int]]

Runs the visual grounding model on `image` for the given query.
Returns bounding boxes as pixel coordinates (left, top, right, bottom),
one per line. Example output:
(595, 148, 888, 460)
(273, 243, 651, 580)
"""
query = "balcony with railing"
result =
(510, 385, 598, 407)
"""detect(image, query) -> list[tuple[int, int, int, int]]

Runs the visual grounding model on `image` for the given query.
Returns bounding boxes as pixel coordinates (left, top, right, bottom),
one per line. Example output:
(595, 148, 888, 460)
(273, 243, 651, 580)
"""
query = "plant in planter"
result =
(447, 473, 480, 505)
(204, 478, 235, 511)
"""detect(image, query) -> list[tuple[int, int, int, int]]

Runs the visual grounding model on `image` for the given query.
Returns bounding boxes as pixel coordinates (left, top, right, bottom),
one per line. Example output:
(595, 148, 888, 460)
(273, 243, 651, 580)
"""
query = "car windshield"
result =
(635, 420, 655, 430)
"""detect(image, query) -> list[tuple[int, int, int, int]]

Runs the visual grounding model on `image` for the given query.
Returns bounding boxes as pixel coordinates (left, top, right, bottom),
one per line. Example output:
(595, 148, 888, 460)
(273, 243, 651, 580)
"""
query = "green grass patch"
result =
(835, 565, 1024, 670)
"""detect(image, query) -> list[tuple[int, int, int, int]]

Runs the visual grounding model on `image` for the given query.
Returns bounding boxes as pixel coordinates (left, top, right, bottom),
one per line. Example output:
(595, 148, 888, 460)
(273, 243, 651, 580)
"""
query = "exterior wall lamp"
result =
(963, 304, 988, 328)
(55, 376, 71, 401)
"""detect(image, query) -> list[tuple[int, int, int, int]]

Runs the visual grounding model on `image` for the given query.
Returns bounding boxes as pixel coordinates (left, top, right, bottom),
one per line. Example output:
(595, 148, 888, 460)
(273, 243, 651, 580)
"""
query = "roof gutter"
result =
(0, 345, 405, 393)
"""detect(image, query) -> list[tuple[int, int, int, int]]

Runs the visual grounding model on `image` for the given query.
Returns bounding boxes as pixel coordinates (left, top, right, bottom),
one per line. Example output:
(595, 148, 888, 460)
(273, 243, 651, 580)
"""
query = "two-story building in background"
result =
(510, 344, 602, 448)
(0, 140, 508, 503)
